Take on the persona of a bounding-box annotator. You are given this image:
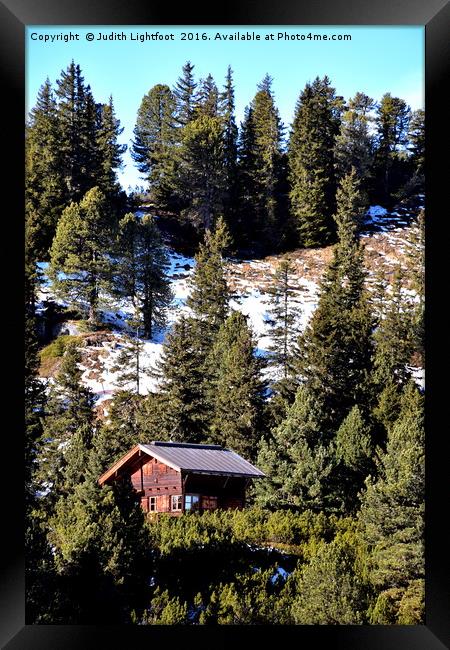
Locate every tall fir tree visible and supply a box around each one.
[55,61,96,203]
[95,96,127,205]
[218,66,239,240]
[173,61,198,126]
[25,78,65,259]
[296,169,375,429]
[195,73,219,117]
[37,343,95,506]
[186,216,231,350]
[208,311,266,459]
[266,256,302,419]
[359,381,425,624]
[407,109,425,180]
[49,186,114,327]
[114,212,173,339]
[372,266,415,388]
[154,315,208,442]
[372,93,411,206]
[237,76,284,249]
[177,114,227,232]
[131,84,178,210]
[334,92,376,204]
[288,76,343,247]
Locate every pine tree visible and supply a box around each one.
[266,256,302,416]
[407,109,425,181]
[296,170,375,429]
[334,405,374,512]
[49,186,114,327]
[37,343,95,503]
[48,445,151,623]
[290,530,370,624]
[95,96,127,202]
[114,213,173,339]
[174,61,197,126]
[208,311,266,459]
[334,92,376,189]
[196,73,219,117]
[218,66,239,239]
[237,77,284,249]
[25,78,65,259]
[55,61,97,203]
[359,381,424,624]
[186,216,231,347]
[288,76,343,247]
[372,93,411,205]
[131,84,178,210]
[177,114,227,232]
[255,387,336,512]
[155,316,207,442]
[372,266,415,388]
[405,208,425,365]
[111,325,147,394]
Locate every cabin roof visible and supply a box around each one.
[98,441,265,485]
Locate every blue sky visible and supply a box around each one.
[26,25,424,190]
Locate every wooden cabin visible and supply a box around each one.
[98,441,265,516]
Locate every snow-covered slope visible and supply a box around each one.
[36,202,424,403]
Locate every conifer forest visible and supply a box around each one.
[25,60,425,625]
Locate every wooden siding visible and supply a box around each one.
[130,457,182,498]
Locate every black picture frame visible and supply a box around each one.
[2,0,448,647]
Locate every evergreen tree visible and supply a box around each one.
[405,208,425,365]
[218,66,239,239]
[196,73,219,117]
[177,114,226,232]
[266,256,302,417]
[174,61,197,126]
[290,530,371,624]
[111,324,147,394]
[25,79,65,259]
[186,216,231,347]
[55,61,97,203]
[237,77,284,248]
[255,387,336,512]
[372,266,415,388]
[407,109,425,181]
[209,311,266,459]
[296,170,374,429]
[49,186,113,327]
[95,96,127,202]
[334,405,374,512]
[48,446,151,623]
[114,212,173,339]
[155,316,207,442]
[334,92,376,187]
[131,84,178,209]
[288,76,343,247]
[359,381,425,624]
[372,93,411,205]
[37,343,95,498]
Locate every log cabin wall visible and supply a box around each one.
[130,456,183,516]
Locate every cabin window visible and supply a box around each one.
[185,494,200,511]
[149,496,157,512]
[171,495,183,511]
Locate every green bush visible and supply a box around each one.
[39,335,82,360]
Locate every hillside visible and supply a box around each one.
[36,199,424,418]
